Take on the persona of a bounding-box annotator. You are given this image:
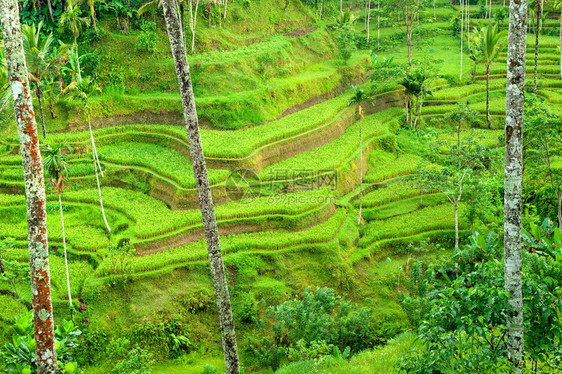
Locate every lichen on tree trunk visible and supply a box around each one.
[504,0,527,369]
[160,0,240,372]
[0,0,58,372]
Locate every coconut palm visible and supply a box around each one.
[348,86,370,225]
[21,22,66,139]
[333,9,358,30]
[476,23,507,129]
[65,77,111,234]
[42,142,74,309]
[59,0,91,81]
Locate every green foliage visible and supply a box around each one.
[114,346,155,374]
[334,30,356,65]
[0,238,29,314]
[135,21,158,53]
[1,312,82,374]
[249,287,402,370]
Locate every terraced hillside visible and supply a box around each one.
[1,0,562,371]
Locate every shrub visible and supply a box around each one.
[114,346,155,374]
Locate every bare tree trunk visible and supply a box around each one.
[189,0,200,53]
[75,38,82,81]
[460,0,464,81]
[454,202,459,248]
[552,192,562,228]
[36,84,47,139]
[47,0,54,22]
[340,0,342,12]
[534,0,540,94]
[487,63,492,128]
[59,194,72,308]
[89,114,111,233]
[366,0,371,43]
[223,0,227,18]
[161,0,240,372]
[0,1,58,372]
[504,0,527,367]
[358,115,363,224]
[377,0,380,48]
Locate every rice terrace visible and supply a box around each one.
[0,0,561,372]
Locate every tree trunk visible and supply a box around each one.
[454,202,459,248]
[358,115,363,224]
[552,192,562,228]
[504,0,527,367]
[460,0,464,81]
[366,0,371,43]
[89,115,111,234]
[36,84,47,139]
[433,0,436,19]
[59,194,72,308]
[47,0,54,22]
[161,0,240,372]
[487,63,491,128]
[75,38,82,81]
[92,12,98,34]
[0,1,58,372]
[223,0,227,19]
[377,0,380,48]
[49,100,56,119]
[534,0,540,94]
[340,0,342,12]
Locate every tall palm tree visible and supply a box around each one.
[0,0,58,371]
[59,0,90,81]
[65,77,111,234]
[21,21,66,140]
[161,0,240,372]
[504,0,527,369]
[477,23,507,129]
[348,86,370,225]
[43,142,74,309]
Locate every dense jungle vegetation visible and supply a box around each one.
[0,0,562,372]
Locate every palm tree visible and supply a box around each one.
[476,23,507,129]
[333,9,358,30]
[504,0,527,369]
[80,0,105,34]
[161,0,240,372]
[65,77,111,234]
[21,21,66,140]
[59,0,90,81]
[43,142,74,309]
[0,0,58,371]
[348,86,370,225]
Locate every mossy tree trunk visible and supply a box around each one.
[504,0,527,368]
[161,0,240,373]
[0,0,58,372]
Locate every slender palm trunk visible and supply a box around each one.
[377,0,380,48]
[504,0,527,367]
[487,63,491,128]
[552,192,562,228]
[161,0,240,372]
[223,0,227,18]
[534,0,540,94]
[0,1,58,371]
[75,37,82,81]
[89,114,111,233]
[340,0,342,12]
[36,84,47,139]
[460,0,464,81]
[433,0,436,19]
[59,194,72,307]
[92,11,98,34]
[366,0,371,43]
[47,0,54,22]
[358,115,363,224]
[454,202,459,248]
